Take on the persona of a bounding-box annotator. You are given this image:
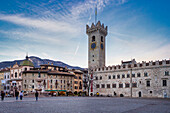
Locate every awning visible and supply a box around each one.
[45,90,67,92]
[1,80,5,84]
[12,81,16,83]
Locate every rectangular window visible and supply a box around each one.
[11,74,13,77]
[122,74,125,78]
[144,72,148,77]
[119,84,123,88]
[132,74,135,78]
[117,75,120,79]
[79,76,81,79]
[96,76,98,80]
[74,81,78,84]
[127,74,130,78]
[101,84,105,88]
[125,83,130,88]
[112,84,116,88]
[100,76,102,80]
[32,85,34,89]
[108,76,111,79]
[107,84,110,88]
[165,71,169,76]
[137,73,141,77]
[32,80,34,83]
[75,86,78,89]
[96,84,100,88]
[132,83,137,87]
[162,80,167,86]
[112,75,115,79]
[146,80,150,87]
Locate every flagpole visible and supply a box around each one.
[95,4,97,24]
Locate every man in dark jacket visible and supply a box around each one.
[15,90,19,100]
[1,91,5,101]
[35,91,39,101]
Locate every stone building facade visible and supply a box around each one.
[86,21,170,98]
[93,59,170,98]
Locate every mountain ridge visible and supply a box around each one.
[0,56,85,70]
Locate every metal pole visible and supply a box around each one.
[130,68,132,97]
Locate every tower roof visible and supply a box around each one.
[20,56,34,67]
[86,21,108,36]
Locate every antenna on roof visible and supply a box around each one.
[95,1,97,24]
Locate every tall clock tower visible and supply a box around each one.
[86,21,108,69]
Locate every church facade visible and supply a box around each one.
[86,21,170,98]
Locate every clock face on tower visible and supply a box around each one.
[91,43,96,49]
[101,43,104,49]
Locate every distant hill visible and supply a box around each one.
[0,56,84,71]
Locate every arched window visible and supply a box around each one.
[101,36,103,42]
[92,36,95,42]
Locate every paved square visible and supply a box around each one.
[0,97,170,113]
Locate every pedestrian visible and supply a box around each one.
[15,90,19,100]
[35,91,39,101]
[20,91,23,100]
[1,91,5,101]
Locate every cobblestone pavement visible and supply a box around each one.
[0,97,170,113]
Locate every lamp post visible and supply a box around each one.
[130,68,132,97]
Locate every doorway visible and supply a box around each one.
[138,91,142,97]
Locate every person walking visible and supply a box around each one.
[15,90,19,100]
[20,91,23,100]
[1,91,5,101]
[35,91,39,101]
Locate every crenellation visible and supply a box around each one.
[86,21,108,36]
[102,23,104,28]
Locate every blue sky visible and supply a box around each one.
[0,0,170,68]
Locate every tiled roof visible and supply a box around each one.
[48,71,74,76]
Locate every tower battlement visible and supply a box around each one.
[86,21,108,36]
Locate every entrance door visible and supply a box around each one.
[139,91,142,97]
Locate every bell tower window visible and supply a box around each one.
[92,36,95,42]
[101,36,103,42]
